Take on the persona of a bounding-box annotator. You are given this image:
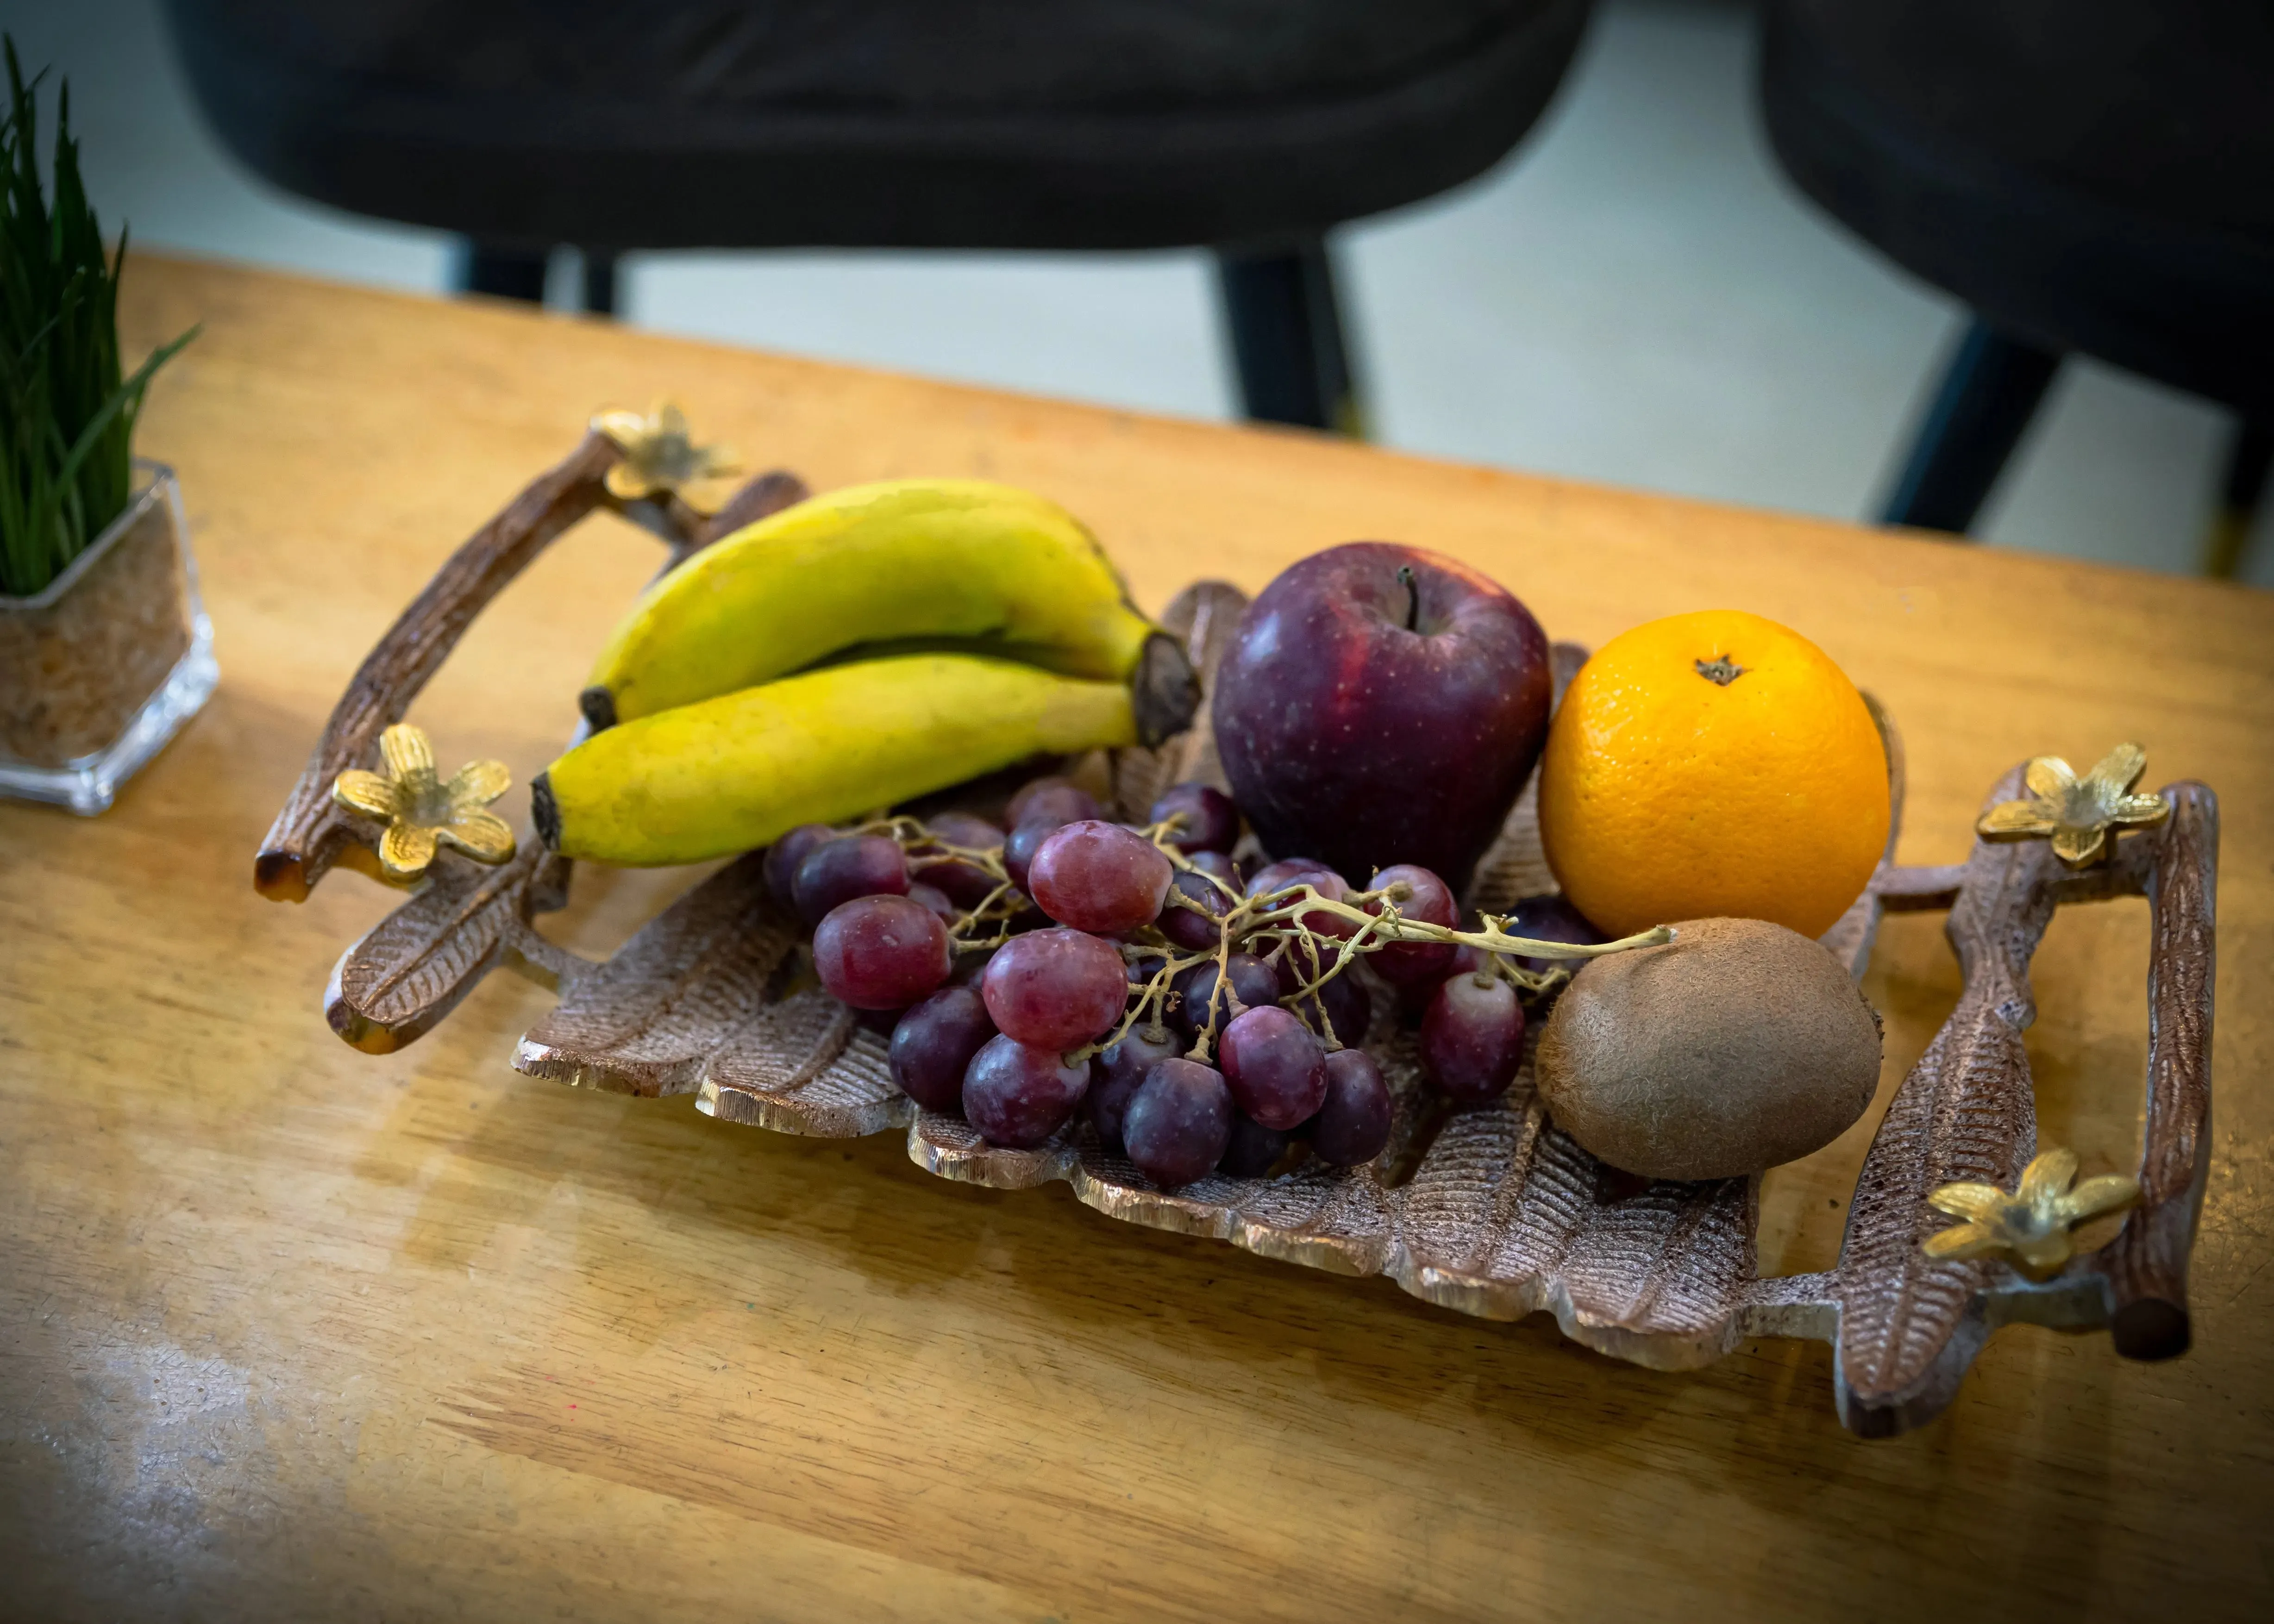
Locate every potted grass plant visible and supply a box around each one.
[0,40,204,814]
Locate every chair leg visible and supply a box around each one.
[1879,318,2062,534]
[580,250,619,317]
[1215,238,1361,434]
[2203,418,2272,579]
[459,242,550,303]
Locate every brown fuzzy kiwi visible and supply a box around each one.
[1535,916,1883,1181]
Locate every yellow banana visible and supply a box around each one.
[533,653,1138,866]
[582,477,1185,731]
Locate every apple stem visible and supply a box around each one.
[1397,565,1421,632]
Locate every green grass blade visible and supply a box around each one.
[0,33,193,597]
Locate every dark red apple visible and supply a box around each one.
[1211,543,1551,892]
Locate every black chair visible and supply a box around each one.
[164,0,1593,434]
[1759,0,2274,572]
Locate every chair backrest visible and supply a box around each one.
[165,0,1594,251]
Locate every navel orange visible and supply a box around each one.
[1537,609,1889,939]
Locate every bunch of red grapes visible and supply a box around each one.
[764,774,1596,1189]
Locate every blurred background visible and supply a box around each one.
[4,0,2267,585]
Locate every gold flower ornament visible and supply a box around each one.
[1976,742,2168,865]
[332,724,516,882]
[1922,1146,2139,1281]
[593,402,740,512]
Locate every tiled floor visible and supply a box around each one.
[9,0,2268,585]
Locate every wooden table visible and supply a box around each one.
[5,257,2270,1622]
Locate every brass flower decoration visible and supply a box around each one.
[1921,1146,2139,1281]
[1976,742,2168,865]
[592,402,740,512]
[332,724,516,882]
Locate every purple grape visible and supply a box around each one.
[890,987,996,1112]
[1006,777,1101,828]
[793,832,908,925]
[1505,892,1607,975]
[979,927,1130,1051]
[1421,971,1525,1102]
[1122,1058,1234,1186]
[1364,863,1459,986]
[1002,818,1060,894]
[1028,820,1175,934]
[1245,858,1358,938]
[1148,782,1240,854]
[764,823,836,907]
[963,1034,1089,1148]
[1402,938,1492,1016]
[1246,857,1341,900]
[1158,867,1234,950]
[1272,937,1353,1001]
[1217,1112,1290,1177]
[1324,971,1373,1045]
[1313,1049,1393,1165]
[1444,941,1491,979]
[908,812,1004,907]
[1283,966,1372,1047]
[947,947,993,987]
[814,894,952,1010]
[1187,849,1243,890]
[1218,1004,1328,1130]
[907,881,959,924]
[926,810,1005,848]
[1170,951,1279,1039]
[1088,1024,1183,1150]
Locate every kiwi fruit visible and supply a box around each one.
[1535,916,1882,1181]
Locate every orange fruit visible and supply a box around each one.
[1538,609,1889,939]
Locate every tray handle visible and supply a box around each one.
[253,427,806,903]
[254,431,617,901]
[2097,781,2218,1359]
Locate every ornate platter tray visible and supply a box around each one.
[257,436,2217,1438]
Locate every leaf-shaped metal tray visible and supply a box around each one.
[257,441,2218,1437]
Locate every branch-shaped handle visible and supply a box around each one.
[254,430,812,903]
[2099,781,2218,1358]
[254,431,620,901]
[283,436,812,1052]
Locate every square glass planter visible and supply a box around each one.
[0,461,218,815]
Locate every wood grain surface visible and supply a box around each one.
[4,256,2271,1622]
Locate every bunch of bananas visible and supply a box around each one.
[532,479,1196,865]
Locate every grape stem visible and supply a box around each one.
[868,814,1028,947]
[867,814,1011,885]
[946,879,1030,949]
[1190,930,1235,1064]
[875,810,1675,1066]
[1197,881,1674,974]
